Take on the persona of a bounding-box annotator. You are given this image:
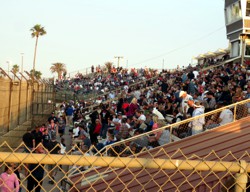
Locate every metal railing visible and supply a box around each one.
[104,98,250,154]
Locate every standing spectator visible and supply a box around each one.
[127,98,139,118]
[60,138,66,155]
[42,129,50,149]
[58,115,66,137]
[65,105,74,126]
[47,119,59,138]
[186,79,196,95]
[100,105,111,139]
[47,132,60,184]
[187,70,194,80]
[27,145,45,192]
[48,112,58,124]
[179,91,193,116]
[92,119,102,144]
[189,101,205,135]
[31,126,43,147]
[0,163,20,192]
[22,130,35,152]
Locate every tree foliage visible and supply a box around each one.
[50,62,67,80]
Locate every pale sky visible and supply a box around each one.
[0,0,228,78]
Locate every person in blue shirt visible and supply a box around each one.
[65,105,74,126]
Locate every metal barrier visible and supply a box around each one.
[105,98,250,153]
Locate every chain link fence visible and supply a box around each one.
[0,99,249,191]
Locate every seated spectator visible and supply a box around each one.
[69,145,90,175]
[95,129,116,153]
[116,118,129,140]
[246,87,250,114]
[72,124,89,147]
[135,110,146,122]
[205,91,216,112]
[205,101,234,129]
[39,124,46,134]
[148,115,169,147]
[130,128,148,149]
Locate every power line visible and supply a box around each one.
[129,26,225,67]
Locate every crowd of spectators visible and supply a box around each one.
[52,61,250,156]
[13,60,250,189]
[55,67,158,105]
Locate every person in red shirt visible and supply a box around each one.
[92,119,102,144]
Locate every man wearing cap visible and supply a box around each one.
[179,91,193,116]
[48,112,58,124]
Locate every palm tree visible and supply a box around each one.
[30,70,42,80]
[105,62,113,73]
[50,62,67,80]
[12,64,19,75]
[30,24,46,78]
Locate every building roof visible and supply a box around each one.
[70,116,250,192]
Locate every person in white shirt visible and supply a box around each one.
[218,108,233,125]
[188,100,205,135]
[205,101,234,129]
[135,110,146,121]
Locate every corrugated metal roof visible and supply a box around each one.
[70,116,250,192]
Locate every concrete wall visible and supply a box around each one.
[0,77,54,135]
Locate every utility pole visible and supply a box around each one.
[114,56,123,68]
[162,59,165,70]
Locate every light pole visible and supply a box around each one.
[114,56,123,68]
[6,61,10,75]
[21,53,24,73]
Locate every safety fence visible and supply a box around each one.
[0,142,249,191]
[0,99,249,191]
